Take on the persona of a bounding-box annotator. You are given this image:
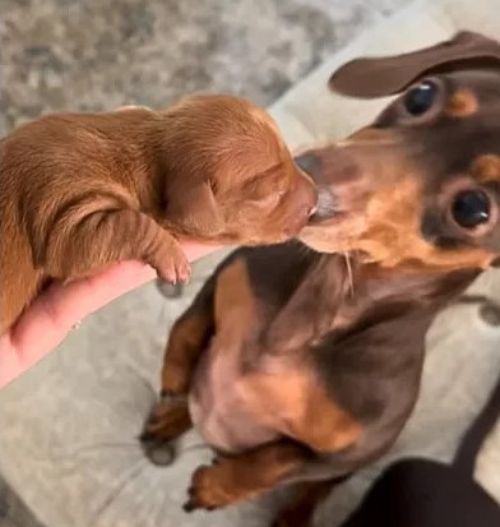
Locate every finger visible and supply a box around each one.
[6,261,154,364]
[0,334,25,388]
[1,261,152,388]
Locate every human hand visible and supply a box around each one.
[0,242,220,389]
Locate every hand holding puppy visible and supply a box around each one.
[0,94,316,335]
[0,95,317,386]
[0,244,218,389]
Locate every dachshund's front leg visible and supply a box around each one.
[184,440,312,511]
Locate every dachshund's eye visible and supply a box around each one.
[451,190,491,229]
[403,81,438,116]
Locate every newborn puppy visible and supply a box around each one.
[0,95,317,333]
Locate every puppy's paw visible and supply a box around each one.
[153,239,191,284]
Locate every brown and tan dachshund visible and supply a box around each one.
[142,31,500,526]
[0,95,317,333]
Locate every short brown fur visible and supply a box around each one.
[0,95,317,332]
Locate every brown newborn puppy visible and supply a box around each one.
[0,95,317,333]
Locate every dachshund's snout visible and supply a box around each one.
[295,152,322,180]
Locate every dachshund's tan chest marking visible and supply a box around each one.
[238,369,362,453]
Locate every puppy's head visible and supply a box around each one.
[160,95,317,245]
[298,31,500,271]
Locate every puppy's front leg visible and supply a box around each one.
[42,208,190,284]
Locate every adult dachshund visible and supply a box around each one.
[142,31,500,526]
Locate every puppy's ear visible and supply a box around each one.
[166,180,224,235]
[329,31,500,98]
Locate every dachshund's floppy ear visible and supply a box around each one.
[329,31,500,99]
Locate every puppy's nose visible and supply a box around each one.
[294,152,321,179]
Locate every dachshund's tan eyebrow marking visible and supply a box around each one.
[472,154,500,182]
[446,89,479,117]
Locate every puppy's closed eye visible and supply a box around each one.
[240,163,288,202]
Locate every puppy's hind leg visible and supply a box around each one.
[42,206,191,284]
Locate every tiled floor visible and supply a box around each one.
[0,0,410,525]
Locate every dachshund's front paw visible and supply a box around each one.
[184,463,224,512]
[183,455,254,512]
[140,394,190,466]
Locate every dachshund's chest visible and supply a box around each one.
[188,337,360,455]
[188,340,284,453]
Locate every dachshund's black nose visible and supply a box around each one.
[295,152,321,179]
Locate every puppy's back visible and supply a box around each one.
[0,109,157,331]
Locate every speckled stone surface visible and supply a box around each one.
[0,1,410,525]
